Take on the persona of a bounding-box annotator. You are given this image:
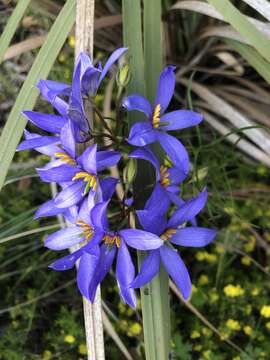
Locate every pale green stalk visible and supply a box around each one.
[122,1,171,359]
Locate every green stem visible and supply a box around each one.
[122,1,171,359]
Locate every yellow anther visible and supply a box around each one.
[72,171,97,190]
[54,152,76,166]
[160,228,177,241]
[76,220,94,241]
[103,234,121,248]
[160,165,170,187]
[152,104,161,128]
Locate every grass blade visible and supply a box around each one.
[0,0,31,63]
[207,0,270,62]
[227,39,270,85]
[0,0,76,191]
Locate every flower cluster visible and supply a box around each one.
[18,48,216,308]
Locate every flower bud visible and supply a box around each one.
[123,158,137,184]
[116,64,131,88]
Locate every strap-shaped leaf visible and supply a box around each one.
[207,0,270,62]
[0,0,75,191]
[227,39,270,85]
[0,0,31,63]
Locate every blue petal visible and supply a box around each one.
[123,94,152,117]
[37,164,77,183]
[127,122,158,146]
[98,47,128,86]
[37,80,69,115]
[155,66,176,114]
[45,226,83,250]
[160,245,191,300]
[145,183,170,216]
[88,244,116,302]
[82,66,101,95]
[77,246,100,299]
[49,249,83,271]
[129,147,160,180]
[91,201,109,232]
[79,144,97,174]
[116,241,137,308]
[34,199,65,219]
[160,110,203,130]
[60,120,76,158]
[96,151,121,171]
[168,166,187,185]
[54,181,85,208]
[22,111,68,133]
[17,135,60,151]
[136,210,167,235]
[170,227,216,247]
[22,130,61,156]
[119,229,163,250]
[100,177,118,201]
[131,250,160,288]
[168,189,208,228]
[157,132,189,175]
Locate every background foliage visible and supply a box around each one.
[0,0,269,359]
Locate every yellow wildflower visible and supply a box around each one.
[224,207,235,216]
[203,350,212,359]
[209,290,219,303]
[42,350,52,360]
[243,326,252,336]
[265,321,270,330]
[215,243,225,254]
[127,322,142,337]
[195,251,217,263]
[251,288,260,296]
[202,327,212,337]
[241,256,251,266]
[192,284,198,294]
[223,284,245,297]
[78,344,87,355]
[190,330,200,339]
[58,53,66,63]
[244,236,256,253]
[64,335,75,344]
[232,357,241,360]
[257,165,267,176]
[260,351,266,358]
[198,274,209,286]
[226,319,241,331]
[260,305,270,318]
[68,35,75,48]
[245,305,252,315]
[194,344,202,351]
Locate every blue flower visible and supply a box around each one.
[131,186,216,300]
[48,200,163,307]
[123,66,203,175]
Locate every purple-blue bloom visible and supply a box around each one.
[132,187,216,300]
[123,66,203,175]
[48,199,163,307]
[35,48,127,139]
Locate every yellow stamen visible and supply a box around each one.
[72,171,97,190]
[54,152,76,166]
[160,228,177,241]
[103,234,121,248]
[76,220,94,241]
[152,104,161,128]
[160,165,170,187]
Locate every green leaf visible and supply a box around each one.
[0,0,75,191]
[207,0,270,62]
[226,39,270,84]
[0,0,31,63]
